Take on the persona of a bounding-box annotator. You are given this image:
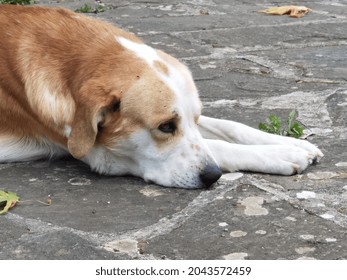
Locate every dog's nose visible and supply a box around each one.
[200,164,222,188]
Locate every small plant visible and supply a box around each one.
[0,0,33,4]
[259,110,304,138]
[75,3,105,14]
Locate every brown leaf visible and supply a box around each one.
[258,6,312,18]
[46,195,52,206]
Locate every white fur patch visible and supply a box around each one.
[116,36,159,66]
[24,71,75,127]
[64,125,72,138]
[0,137,67,162]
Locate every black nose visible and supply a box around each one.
[200,164,222,188]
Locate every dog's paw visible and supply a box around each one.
[283,138,324,164]
[249,144,321,175]
[279,145,318,174]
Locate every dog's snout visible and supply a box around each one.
[200,164,222,188]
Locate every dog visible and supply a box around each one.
[0,5,323,189]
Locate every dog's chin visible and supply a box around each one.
[142,173,214,190]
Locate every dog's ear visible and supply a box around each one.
[67,82,120,159]
[67,105,100,159]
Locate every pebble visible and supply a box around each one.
[295,247,315,254]
[219,222,228,227]
[320,213,334,220]
[139,187,164,197]
[230,230,247,238]
[223,252,248,260]
[68,177,91,186]
[326,238,337,243]
[300,234,315,240]
[296,191,316,199]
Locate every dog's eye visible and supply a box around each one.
[112,101,121,112]
[158,121,176,134]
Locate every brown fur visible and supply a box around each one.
[0,5,178,158]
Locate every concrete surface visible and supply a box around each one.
[0,0,347,260]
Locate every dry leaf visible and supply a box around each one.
[46,195,52,206]
[258,6,312,18]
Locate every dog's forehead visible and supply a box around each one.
[116,36,201,118]
[116,36,159,67]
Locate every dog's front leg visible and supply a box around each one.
[205,139,318,175]
[200,116,324,175]
[199,116,323,160]
[199,115,272,144]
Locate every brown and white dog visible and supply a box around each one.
[0,5,323,188]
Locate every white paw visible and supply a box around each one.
[250,144,322,175]
[280,138,324,164]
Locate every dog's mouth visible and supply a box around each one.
[141,163,222,189]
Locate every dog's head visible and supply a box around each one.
[67,36,221,189]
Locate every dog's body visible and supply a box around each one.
[0,5,323,188]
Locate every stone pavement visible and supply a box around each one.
[0,0,346,260]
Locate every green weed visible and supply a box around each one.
[75,3,105,14]
[259,110,304,138]
[0,0,33,5]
